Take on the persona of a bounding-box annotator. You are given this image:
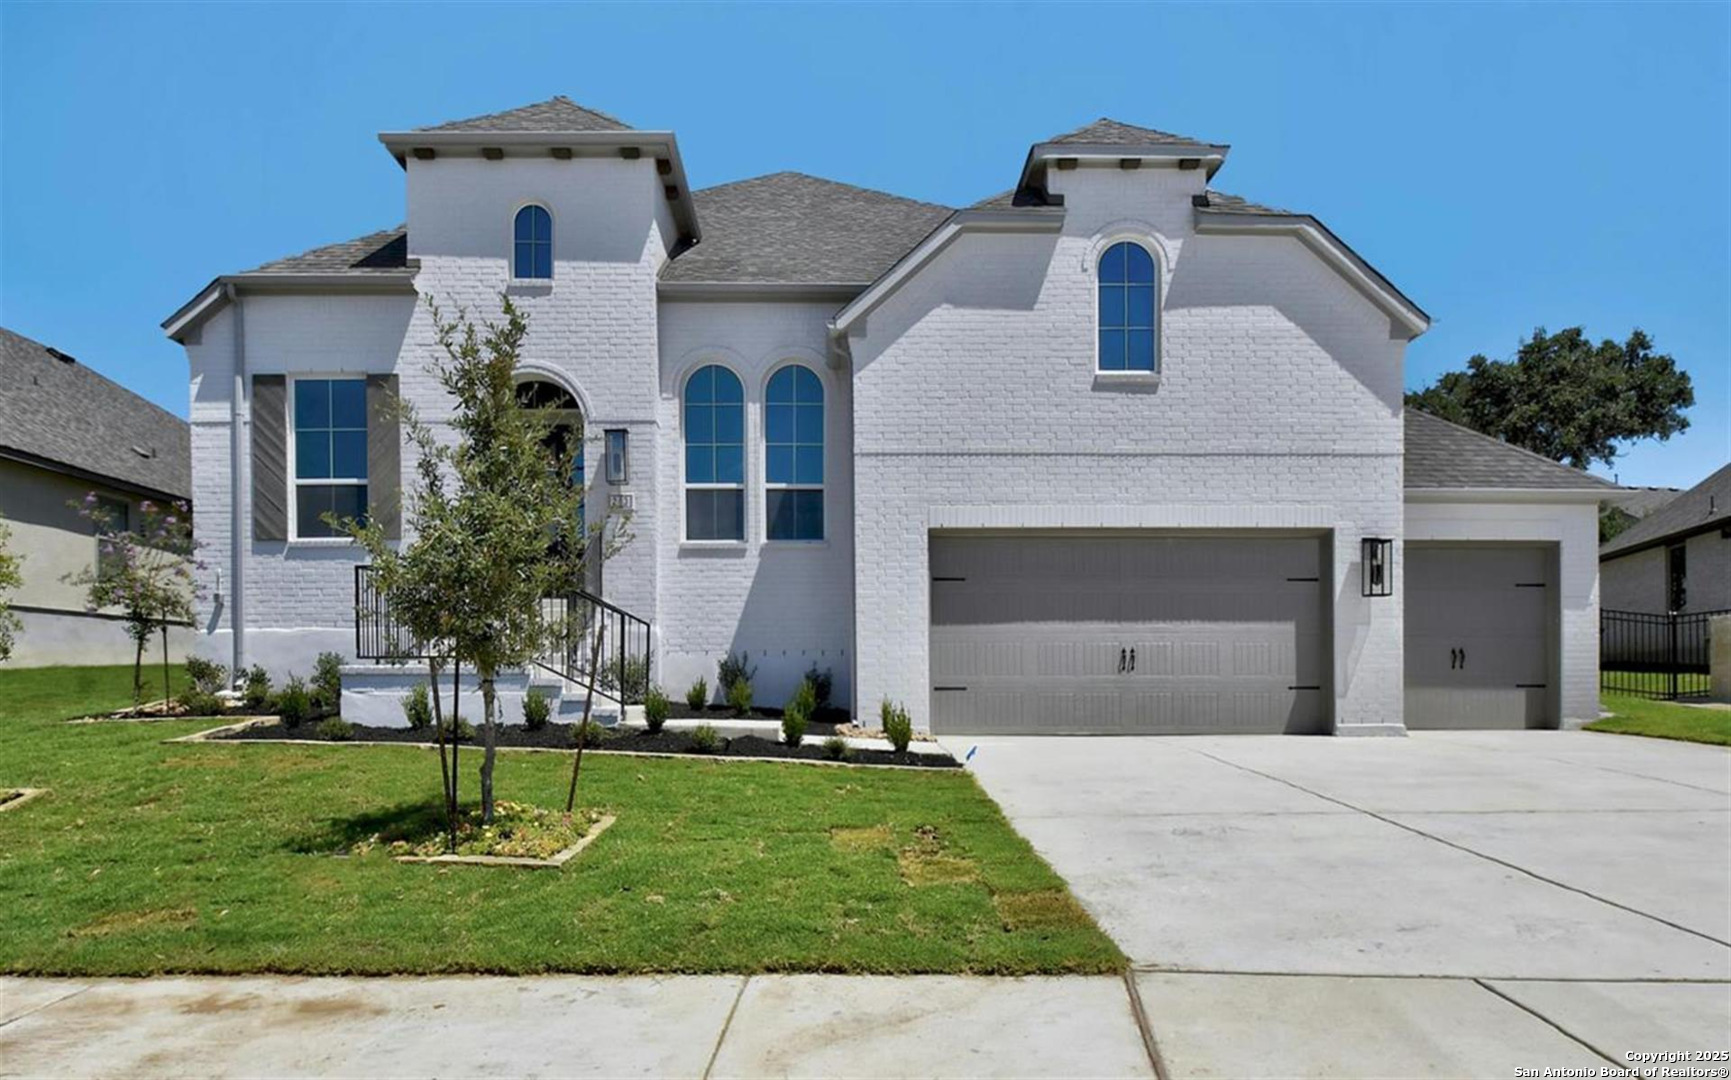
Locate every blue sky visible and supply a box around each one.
[2,2,1725,488]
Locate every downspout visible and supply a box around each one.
[226,283,247,680]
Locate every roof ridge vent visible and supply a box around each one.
[131,445,157,459]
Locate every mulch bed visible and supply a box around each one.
[208,720,960,769]
[666,703,851,725]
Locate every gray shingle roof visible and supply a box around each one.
[661,172,953,286]
[1601,463,1731,558]
[1404,410,1616,492]
[416,96,632,133]
[1045,118,1218,147]
[245,226,409,276]
[0,327,190,500]
[1195,189,1291,216]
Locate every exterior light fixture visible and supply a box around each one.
[1361,537,1393,598]
[605,429,629,484]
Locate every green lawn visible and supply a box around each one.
[1598,670,1711,698]
[1587,693,1731,747]
[0,665,1121,977]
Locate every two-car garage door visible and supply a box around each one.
[929,534,1330,735]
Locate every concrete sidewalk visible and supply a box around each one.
[6,971,1726,1078]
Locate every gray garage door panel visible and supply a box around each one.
[931,535,1329,735]
[1405,544,1552,730]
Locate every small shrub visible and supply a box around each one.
[685,677,708,711]
[242,665,272,711]
[570,719,609,746]
[727,677,754,718]
[177,688,225,717]
[689,722,721,754]
[317,716,354,742]
[438,715,474,741]
[522,688,552,731]
[276,676,312,729]
[881,699,913,753]
[312,652,344,713]
[601,654,650,701]
[184,656,228,695]
[717,650,756,696]
[804,665,833,710]
[403,683,432,730]
[821,734,851,761]
[782,679,817,747]
[643,685,670,733]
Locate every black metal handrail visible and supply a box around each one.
[354,564,653,705]
[1600,607,1727,700]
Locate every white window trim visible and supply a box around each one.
[680,364,748,545]
[761,361,825,544]
[286,374,369,544]
[1091,235,1164,378]
[509,201,555,284]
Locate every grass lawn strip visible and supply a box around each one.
[0,665,1121,977]
[1587,694,1731,747]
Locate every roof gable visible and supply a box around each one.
[1045,117,1218,148]
[1601,462,1731,558]
[416,96,631,133]
[661,172,952,286]
[247,226,409,275]
[1404,410,1615,492]
[0,328,190,499]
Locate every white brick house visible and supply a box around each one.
[163,97,1612,734]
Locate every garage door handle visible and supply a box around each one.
[1128,647,1135,673]
[1450,648,1460,670]
[1118,648,1127,674]
[1459,648,1466,670]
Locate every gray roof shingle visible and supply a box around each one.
[0,327,190,500]
[416,96,632,133]
[1195,189,1291,216]
[1404,410,1616,492]
[1601,463,1731,558]
[661,172,953,286]
[245,226,409,276]
[1044,118,1219,147]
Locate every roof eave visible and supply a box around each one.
[1194,207,1431,340]
[1404,486,1615,503]
[1601,515,1731,560]
[1018,140,1231,195]
[162,271,419,343]
[377,129,702,245]
[829,207,1066,338]
[658,281,867,302]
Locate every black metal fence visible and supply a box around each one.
[353,565,653,705]
[1600,607,1727,700]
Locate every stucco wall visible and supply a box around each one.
[846,164,1408,732]
[655,300,855,711]
[1405,497,1601,725]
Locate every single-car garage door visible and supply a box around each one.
[929,534,1330,735]
[1404,543,1554,730]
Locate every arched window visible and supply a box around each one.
[1098,241,1157,372]
[764,364,823,541]
[513,205,552,279]
[683,365,745,541]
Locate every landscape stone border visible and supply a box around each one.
[0,788,48,813]
[392,814,616,869]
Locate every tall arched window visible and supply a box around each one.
[513,205,553,279]
[1098,241,1157,372]
[765,364,823,541]
[683,365,745,541]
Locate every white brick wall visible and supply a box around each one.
[654,301,854,710]
[848,165,1409,732]
[1405,497,1602,725]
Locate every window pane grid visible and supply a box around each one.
[765,365,824,540]
[513,205,552,280]
[1097,242,1158,373]
[683,365,745,540]
[292,378,368,538]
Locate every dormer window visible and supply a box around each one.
[513,205,552,279]
[1098,241,1157,372]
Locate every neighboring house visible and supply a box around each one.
[1601,464,1731,614]
[162,96,1612,734]
[0,328,193,665]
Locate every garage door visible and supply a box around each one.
[929,534,1330,735]
[1404,544,1552,730]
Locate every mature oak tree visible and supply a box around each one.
[1406,327,1694,470]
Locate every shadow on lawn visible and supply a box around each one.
[287,797,466,854]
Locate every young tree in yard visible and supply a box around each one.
[0,513,22,662]
[65,497,198,705]
[1407,327,1694,471]
[344,295,627,831]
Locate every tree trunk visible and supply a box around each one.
[428,659,453,851]
[566,616,608,813]
[479,668,498,825]
[160,623,170,708]
[448,661,461,848]
[132,634,144,706]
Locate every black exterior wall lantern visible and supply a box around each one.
[1361,537,1393,597]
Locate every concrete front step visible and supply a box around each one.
[340,664,630,728]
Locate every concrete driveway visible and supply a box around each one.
[966,730,1731,1074]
